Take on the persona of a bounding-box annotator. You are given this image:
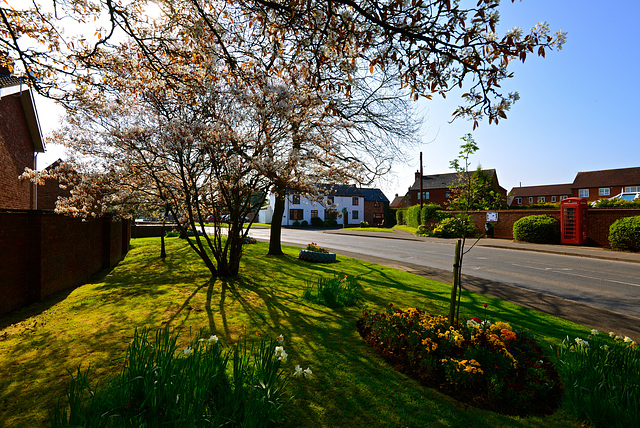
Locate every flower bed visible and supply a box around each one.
[299,249,336,263]
[357,305,563,416]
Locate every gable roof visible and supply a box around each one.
[411,169,500,191]
[390,193,409,208]
[572,167,640,188]
[509,184,573,198]
[312,184,388,202]
[0,75,45,153]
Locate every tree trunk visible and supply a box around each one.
[268,193,285,255]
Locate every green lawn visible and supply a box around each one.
[0,237,589,427]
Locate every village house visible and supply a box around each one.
[260,184,390,226]
[0,70,45,209]
[508,167,640,206]
[508,183,573,206]
[404,169,507,208]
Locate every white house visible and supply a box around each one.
[265,184,368,226]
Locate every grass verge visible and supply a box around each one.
[0,237,594,427]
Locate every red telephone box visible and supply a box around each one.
[561,197,588,245]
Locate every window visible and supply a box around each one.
[289,209,303,220]
[560,195,568,200]
[374,201,380,208]
[579,189,589,198]
[528,197,534,203]
[551,196,557,202]
[291,194,300,204]
[352,211,359,220]
[445,190,451,199]
[310,210,318,218]
[417,191,430,200]
[599,188,610,196]
[326,197,334,205]
[537,196,546,203]
[352,196,359,205]
[625,186,640,192]
[515,197,522,205]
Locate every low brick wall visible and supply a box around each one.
[0,210,130,316]
[462,208,640,247]
[131,222,178,238]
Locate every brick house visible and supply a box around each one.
[570,167,640,203]
[265,184,389,226]
[508,183,573,206]
[508,167,640,206]
[0,73,45,209]
[408,169,507,207]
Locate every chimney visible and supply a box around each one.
[415,170,421,181]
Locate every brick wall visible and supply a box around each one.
[462,208,640,247]
[0,210,130,315]
[0,96,36,209]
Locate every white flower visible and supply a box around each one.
[609,332,616,338]
[591,329,599,336]
[615,335,624,342]
[293,365,303,378]
[624,336,633,343]
[276,334,284,344]
[274,346,288,362]
[208,335,219,344]
[183,347,194,357]
[466,319,481,328]
[303,367,313,378]
[574,337,589,348]
[602,345,610,351]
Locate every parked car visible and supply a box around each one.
[610,192,640,202]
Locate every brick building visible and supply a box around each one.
[407,169,506,207]
[508,167,640,206]
[0,72,45,209]
[508,183,573,206]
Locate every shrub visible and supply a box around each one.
[554,331,639,427]
[310,217,324,227]
[50,328,295,427]
[323,219,338,227]
[358,306,562,415]
[513,215,560,244]
[420,204,444,223]
[292,220,300,227]
[432,215,476,238]
[406,205,422,228]
[396,209,406,225]
[165,230,180,238]
[303,273,361,308]
[359,221,369,228]
[609,216,640,251]
[301,220,309,227]
[591,198,640,208]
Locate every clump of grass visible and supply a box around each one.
[50,328,291,427]
[303,273,361,308]
[554,331,640,428]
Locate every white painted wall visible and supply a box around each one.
[267,193,364,226]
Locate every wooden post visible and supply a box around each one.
[448,239,461,327]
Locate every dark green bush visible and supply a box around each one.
[609,216,640,251]
[310,217,324,227]
[513,215,560,244]
[396,209,406,226]
[292,220,300,227]
[301,220,309,227]
[323,219,338,227]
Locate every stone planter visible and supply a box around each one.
[299,249,336,263]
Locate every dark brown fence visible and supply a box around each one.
[0,210,130,316]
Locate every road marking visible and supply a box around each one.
[511,263,640,287]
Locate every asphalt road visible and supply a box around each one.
[247,228,640,321]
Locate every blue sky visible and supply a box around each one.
[35,0,640,200]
